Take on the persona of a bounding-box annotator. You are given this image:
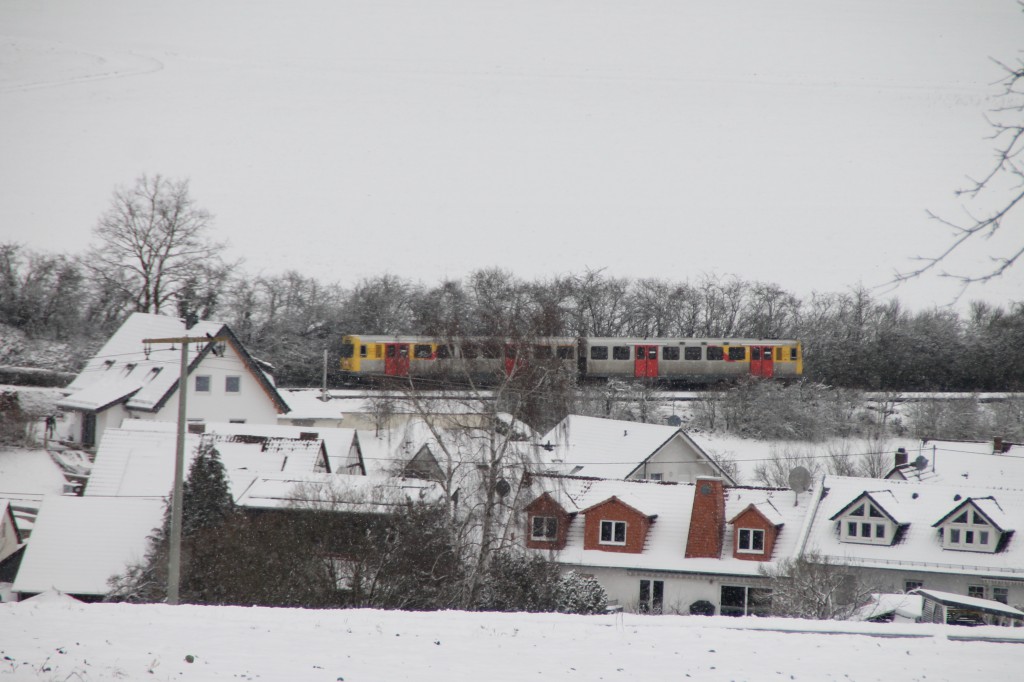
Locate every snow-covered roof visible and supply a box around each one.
[528,476,811,577]
[887,439,1024,486]
[851,593,924,622]
[729,500,786,527]
[234,472,444,512]
[58,312,287,414]
[12,495,165,597]
[828,490,906,526]
[932,496,1013,532]
[804,476,1024,579]
[537,415,724,480]
[911,588,1024,619]
[85,423,350,499]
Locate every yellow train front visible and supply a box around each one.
[340,335,802,383]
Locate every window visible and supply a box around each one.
[340,343,354,358]
[436,345,451,359]
[684,347,702,361]
[195,375,211,393]
[556,346,575,359]
[875,524,886,539]
[662,346,680,361]
[728,347,746,361]
[994,588,1009,604]
[950,529,961,543]
[847,521,857,537]
[789,347,798,361]
[639,580,664,614]
[531,516,558,541]
[461,343,479,359]
[905,580,924,592]
[590,346,608,360]
[414,344,433,358]
[648,473,663,481]
[534,345,553,359]
[600,520,627,545]
[225,376,240,393]
[721,585,772,617]
[973,512,989,525]
[737,528,765,553]
[953,512,969,524]
[707,346,724,361]
[612,346,631,360]
[861,523,871,538]
[869,506,884,518]
[850,504,865,517]
[980,531,990,545]
[968,585,985,600]
[359,344,367,358]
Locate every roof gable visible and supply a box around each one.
[828,490,904,526]
[729,501,785,527]
[932,497,1012,532]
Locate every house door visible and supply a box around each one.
[750,346,775,378]
[634,345,658,378]
[384,343,410,376]
[639,579,664,614]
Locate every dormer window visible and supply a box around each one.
[830,493,902,547]
[935,501,1004,553]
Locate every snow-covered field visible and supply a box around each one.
[2,596,1023,681]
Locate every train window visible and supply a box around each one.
[557,346,575,359]
[728,347,746,361]
[481,343,502,359]
[340,343,355,358]
[751,348,761,360]
[790,347,798,361]
[436,344,451,359]
[591,346,609,360]
[613,346,631,360]
[707,346,724,361]
[414,344,433,358]
[684,347,702,361]
[398,345,409,358]
[360,345,367,358]
[462,343,479,359]
[534,346,553,359]
[662,347,680,361]
[386,345,396,358]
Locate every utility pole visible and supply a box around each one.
[143,334,228,605]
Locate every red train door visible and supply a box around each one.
[504,344,525,376]
[750,346,775,378]
[634,345,658,378]
[385,343,410,376]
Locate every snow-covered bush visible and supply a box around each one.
[556,571,607,615]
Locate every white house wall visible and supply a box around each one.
[863,567,1024,609]
[627,438,718,482]
[573,566,768,616]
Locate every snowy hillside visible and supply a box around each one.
[2,598,1022,681]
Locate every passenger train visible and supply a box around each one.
[339,335,802,384]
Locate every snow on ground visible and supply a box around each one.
[1,601,1022,681]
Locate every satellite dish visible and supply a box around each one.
[913,455,929,471]
[788,466,812,493]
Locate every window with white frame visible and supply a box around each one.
[737,528,765,553]
[599,520,627,546]
[968,585,985,600]
[194,375,211,393]
[225,375,241,393]
[993,587,1009,604]
[531,516,558,541]
[940,506,999,553]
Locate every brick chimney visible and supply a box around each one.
[684,476,726,559]
[895,447,909,467]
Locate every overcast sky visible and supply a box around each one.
[2,0,1022,310]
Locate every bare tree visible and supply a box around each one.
[88,174,227,315]
[894,51,1024,294]
[759,551,888,620]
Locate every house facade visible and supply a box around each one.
[537,415,735,483]
[57,313,289,450]
[523,475,808,615]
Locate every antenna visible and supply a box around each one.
[788,466,812,506]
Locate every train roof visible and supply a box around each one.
[342,334,799,345]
